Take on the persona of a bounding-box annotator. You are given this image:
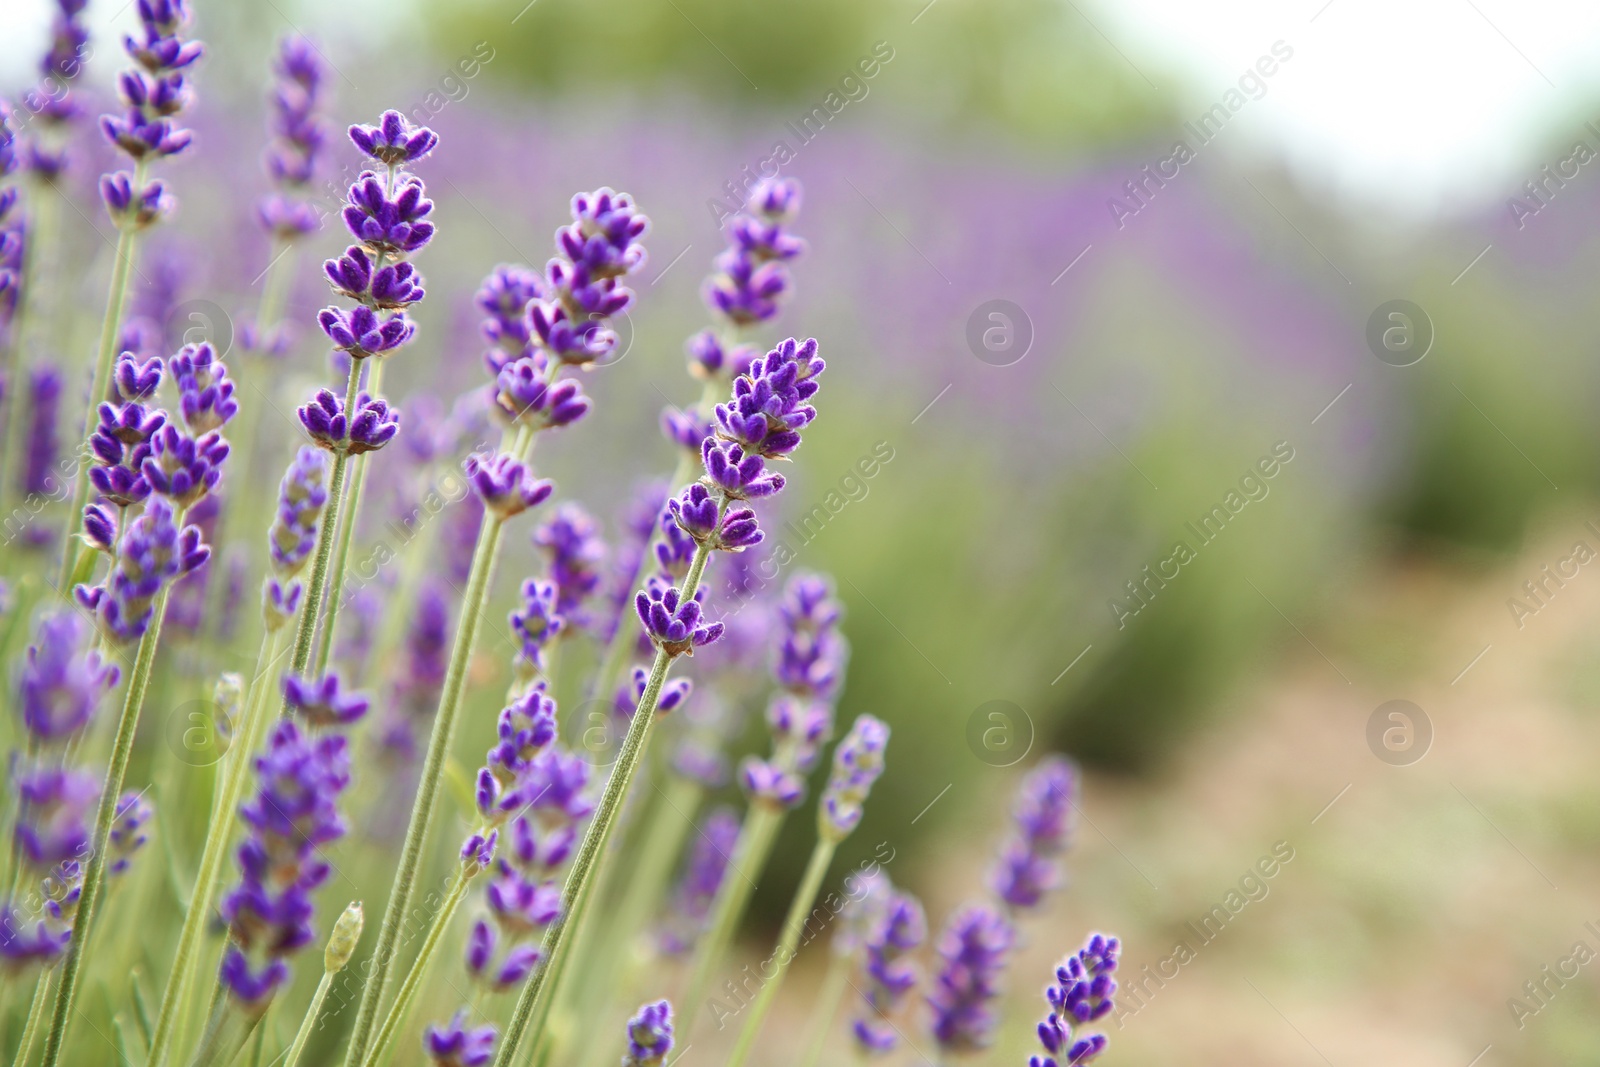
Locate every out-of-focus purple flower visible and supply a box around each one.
[99,172,170,229]
[658,807,738,955]
[820,715,889,841]
[282,671,370,729]
[423,1010,496,1067]
[259,35,327,238]
[102,0,201,169]
[701,177,805,331]
[533,503,605,619]
[739,757,804,809]
[466,451,553,518]
[612,664,691,726]
[86,496,209,642]
[1032,934,1119,1067]
[350,109,438,166]
[169,342,237,433]
[108,791,153,876]
[773,573,847,701]
[623,1000,674,1067]
[851,890,925,1055]
[992,757,1078,912]
[635,576,723,657]
[268,446,328,578]
[493,357,590,429]
[483,685,558,786]
[22,367,62,499]
[19,612,119,744]
[0,904,72,972]
[476,263,542,373]
[14,765,98,870]
[508,578,563,676]
[263,577,303,631]
[928,904,1015,1055]
[660,404,714,454]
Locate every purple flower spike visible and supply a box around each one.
[318,304,415,359]
[634,576,723,657]
[20,611,119,744]
[282,671,370,729]
[476,264,543,372]
[533,503,606,619]
[658,807,739,955]
[622,1000,674,1067]
[259,35,327,236]
[142,424,228,507]
[108,791,154,876]
[169,342,238,433]
[269,446,328,577]
[1033,934,1120,1067]
[928,904,1015,1055]
[297,388,345,447]
[423,1010,495,1067]
[992,757,1078,912]
[819,715,889,841]
[342,171,435,255]
[509,578,564,675]
[660,405,714,453]
[739,757,805,809]
[94,497,209,642]
[349,109,438,166]
[465,451,553,518]
[1,905,72,971]
[558,187,649,280]
[851,889,925,1056]
[700,439,783,500]
[114,352,163,400]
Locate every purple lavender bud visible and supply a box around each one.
[342,171,435,255]
[297,388,345,446]
[269,446,328,577]
[485,686,558,783]
[533,503,605,618]
[95,497,209,642]
[423,1010,495,1067]
[748,177,803,225]
[700,439,783,500]
[622,1000,674,1067]
[108,790,154,876]
[820,715,889,841]
[259,196,320,239]
[461,829,498,874]
[668,483,719,543]
[218,950,289,1008]
[113,352,163,400]
[713,337,822,459]
[558,187,649,280]
[851,890,925,1056]
[658,807,738,955]
[100,108,191,160]
[493,357,590,428]
[508,578,564,675]
[477,264,543,372]
[1034,935,1119,1067]
[20,611,119,743]
[349,110,438,166]
[705,251,789,326]
[465,451,553,519]
[142,424,228,507]
[485,867,562,934]
[928,905,1015,1055]
[298,390,399,454]
[634,576,723,657]
[527,294,622,366]
[318,304,416,359]
[660,405,714,453]
[325,246,426,309]
[282,671,370,729]
[13,765,99,870]
[168,342,238,433]
[83,503,118,552]
[739,756,804,809]
[992,757,1078,912]
[99,172,170,228]
[263,577,302,631]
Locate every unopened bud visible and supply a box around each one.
[325,900,364,972]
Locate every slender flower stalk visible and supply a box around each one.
[281,902,363,1067]
[725,715,889,1067]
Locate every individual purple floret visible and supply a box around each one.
[928,904,1015,1055]
[14,765,98,870]
[0,905,72,972]
[141,424,228,507]
[476,263,543,373]
[992,756,1078,912]
[83,496,209,642]
[282,671,370,729]
[635,576,723,657]
[466,451,553,519]
[819,714,889,841]
[20,611,120,743]
[1031,934,1120,1067]
[258,35,327,239]
[268,446,329,578]
[298,390,400,454]
[168,342,237,433]
[851,890,926,1055]
[623,1000,674,1067]
[658,807,738,955]
[492,357,590,429]
[534,503,605,619]
[350,109,439,166]
[508,578,564,677]
[700,439,784,500]
[114,352,163,399]
[99,172,170,229]
[219,719,350,1009]
[108,791,153,876]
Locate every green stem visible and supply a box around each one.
[280,971,333,1067]
[40,580,172,1067]
[314,359,383,677]
[360,866,472,1067]
[491,541,716,1067]
[340,509,507,1067]
[681,803,785,1027]
[797,951,853,1067]
[144,626,286,1067]
[282,362,360,692]
[56,157,149,597]
[725,838,836,1067]
[12,969,52,1067]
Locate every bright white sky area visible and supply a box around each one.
[3,0,1600,224]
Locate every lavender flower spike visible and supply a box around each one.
[819,715,889,842]
[622,1000,674,1067]
[659,808,738,955]
[635,576,723,658]
[20,611,120,743]
[851,891,926,1055]
[927,904,1015,1055]
[268,446,329,577]
[351,109,439,166]
[1032,934,1120,1067]
[992,756,1078,912]
[466,451,553,519]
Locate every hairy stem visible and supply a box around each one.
[144,626,286,1067]
[492,541,715,1067]
[13,969,53,1067]
[340,509,506,1067]
[40,582,173,1067]
[56,157,149,596]
[726,837,836,1067]
[797,950,853,1067]
[314,360,383,677]
[280,970,332,1067]
[360,866,472,1067]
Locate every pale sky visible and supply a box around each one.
[4,0,1599,224]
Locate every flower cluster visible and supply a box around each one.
[851,888,926,1055]
[927,904,1015,1055]
[0,118,21,338]
[818,714,889,841]
[22,0,92,179]
[98,0,202,228]
[657,806,739,955]
[1030,934,1119,1067]
[263,445,329,628]
[622,999,674,1067]
[258,36,327,240]
[508,578,563,679]
[424,1010,497,1067]
[78,497,210,642]
[86,353,166,512]
[992,756,1078,912]
[534,503,606,625]
[219,720,350,1009]
[740,573,846,809]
